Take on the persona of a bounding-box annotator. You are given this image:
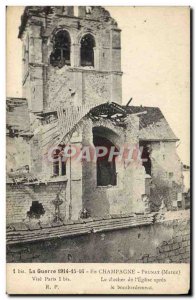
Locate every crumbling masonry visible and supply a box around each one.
[6,6,190,263]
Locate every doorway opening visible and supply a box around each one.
[93,128,118,186]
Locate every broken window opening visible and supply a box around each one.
[50,30,71,68]
[86,6,92,14]
[52,146,67,177]
[53,159,60,176]
[140,142,152,176]
[27,201,45,219]
[93,135,118,187]
[80,34,95,67]
[61,160,66,176]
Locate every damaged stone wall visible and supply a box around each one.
[6,97,31,172]
[46,67,114,109]
[6,182,67,225]
[20,6,122,112]
[81,116,148,217]
[47,67,76,109]
[149,141,183,211]
[137,219,190,263]
[22,23,44,113]
[7,136,31,172]
[7,128,84,224]
[30,133,43,174]
[83,71,111,105]
[6,210,190,263]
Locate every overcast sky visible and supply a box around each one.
[6,6,190,164]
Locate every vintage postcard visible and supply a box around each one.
[6,6,190,294]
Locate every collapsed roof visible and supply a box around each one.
[6,98,178,142]
[124,105,178,141]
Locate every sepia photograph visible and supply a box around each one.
[6,4,190,294]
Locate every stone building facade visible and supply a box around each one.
[7,6,186,229]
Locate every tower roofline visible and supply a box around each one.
[18,6,118,39]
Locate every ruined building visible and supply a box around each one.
[6,6,190,263]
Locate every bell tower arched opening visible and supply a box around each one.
[50,30,71,68]
[80,34,95,67]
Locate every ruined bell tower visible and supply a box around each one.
[19,6,122,114]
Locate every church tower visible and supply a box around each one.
[18,6,122,114]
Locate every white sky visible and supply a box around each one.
[6,6,190,164]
